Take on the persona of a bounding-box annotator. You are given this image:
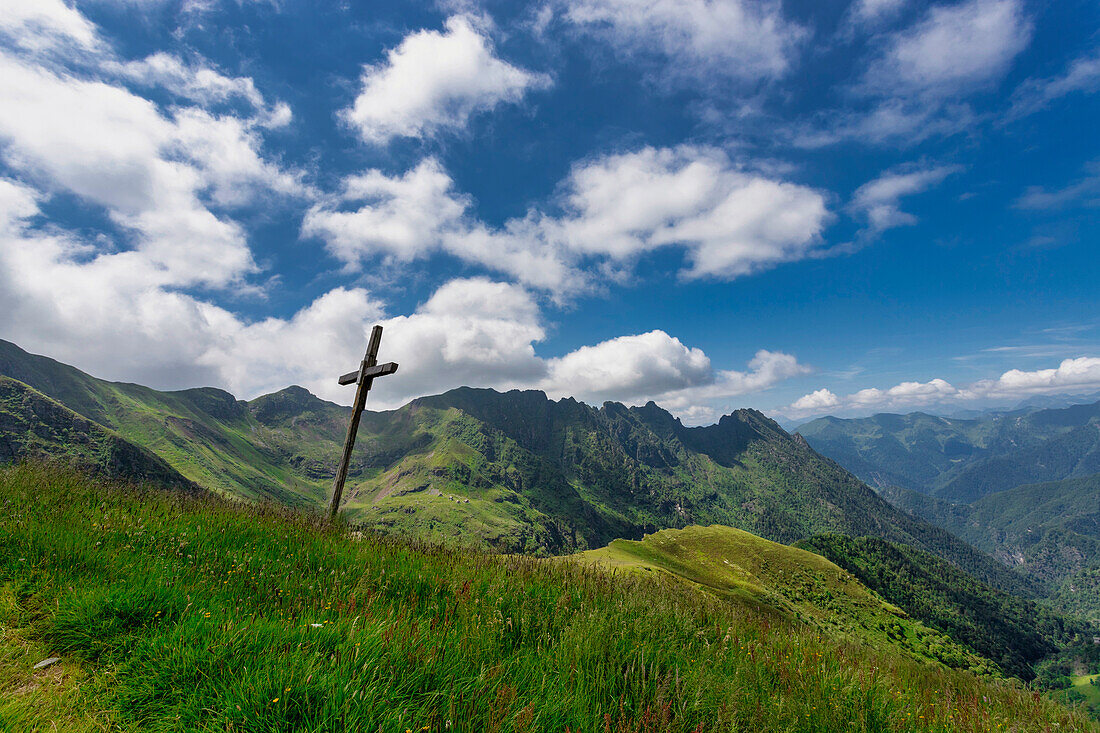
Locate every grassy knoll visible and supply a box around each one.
[0,464,1096,732]
[574,526,997,675]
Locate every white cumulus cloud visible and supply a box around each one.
[304,146,832,292]
[303,158,469,265]
[559,0,804,84]
[964,358,1100,400]
[542,330,712,405]
[647,348,812,417]
[798,0,1031,149]
[0,0,101,53]
[105,51,297,128]
[301,158,581,293]
[345,15,550,143]
[0,182,806,415]
[786,358,1100,419]
[107,52,267,109]
[0,0,818,424]
[790,388,840,412]
[866,0,1031,96]
[550,146,832,279]
[0,52,259,287]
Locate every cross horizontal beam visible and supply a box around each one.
[338,361,398,386]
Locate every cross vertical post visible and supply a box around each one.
[329,325,398,521]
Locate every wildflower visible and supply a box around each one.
[272,698,280,703]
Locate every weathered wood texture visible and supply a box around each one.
[328,326,398,521]
[338,362,398,386]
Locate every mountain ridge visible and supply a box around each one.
[0,376,197,490]
[797,402,1100,501]
[0,339,1033,596]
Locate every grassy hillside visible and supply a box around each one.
[0,376,195,490]
[0,340,1032,601]
[2,463,1096,732]
[884,475,1100,619]
[1058,675,1100,717]
[574,525,995,675]
[796,534,1084,680]
[0,339,339,506]
[343,389,1039,597]
[797,403,1100,500]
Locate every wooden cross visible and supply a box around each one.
[328,325,398,521]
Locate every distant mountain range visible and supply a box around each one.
[884,474,1100,619]
[797,403,1100,502]
[796,402,1100,618]
[945,392,1100,420]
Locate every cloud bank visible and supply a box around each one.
[304,146,832,292]
[785,357,1100,419]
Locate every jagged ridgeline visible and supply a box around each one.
[0,340,1027,595]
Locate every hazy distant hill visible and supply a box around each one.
[884,474,1100,618]
[0,339,1030,596]
[797,403,1100,501]
[939,423,1100,502]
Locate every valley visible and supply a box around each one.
[796,403,1100,621]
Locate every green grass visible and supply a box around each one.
[573,526,999,674]
[1047,674,1100,719]
[1,464,1097,732]
[1067,675,1100,708]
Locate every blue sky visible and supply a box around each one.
[0,0,1098,424]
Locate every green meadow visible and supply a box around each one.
[574,526,995,674]
[1,463,1096,732]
